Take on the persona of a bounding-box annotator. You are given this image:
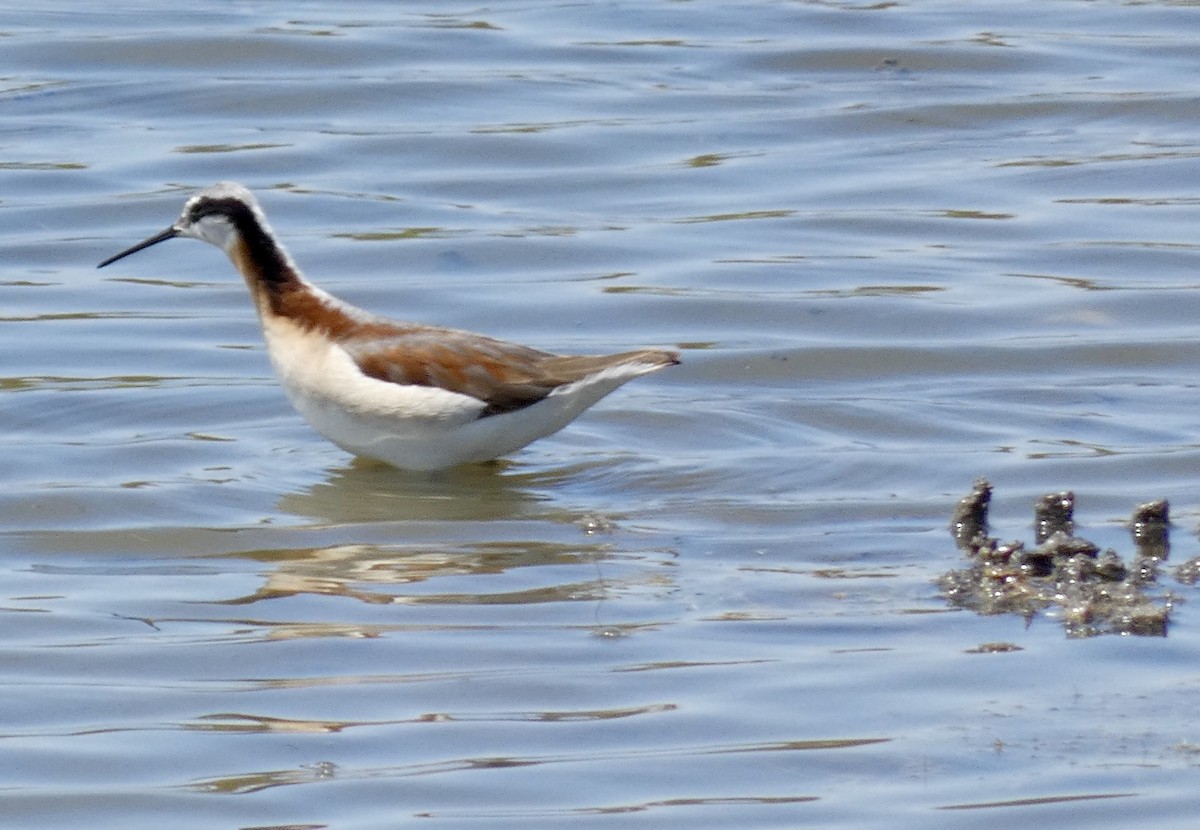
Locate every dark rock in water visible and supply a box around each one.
[1094,550,1127,582]
[1131,499,1169,526]
[938,483,1181,638]
[1034,491,1074,543]
[1122,605,1169,637]
[1131,499,1170,560]
[1036,530,1099,560]
[1130,555,1161,586]
[1016,546,1054,578]
[950,477,992,549]
[1175,557,1200,586]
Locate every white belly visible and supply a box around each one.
[259,317,651,470]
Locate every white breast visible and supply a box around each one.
[259,317,489,467]
[258,316,663,471]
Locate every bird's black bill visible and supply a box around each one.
[97,226,180,268]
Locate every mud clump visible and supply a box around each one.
[939,479,1192,638]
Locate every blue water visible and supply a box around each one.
[4,2,1200,828]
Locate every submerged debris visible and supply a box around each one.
[965,641,1023,654]
[938,480,1182,638]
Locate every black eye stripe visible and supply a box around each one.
[189,197,256,225]
[182,194,291,286]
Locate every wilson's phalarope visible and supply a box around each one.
[98,182,679,470]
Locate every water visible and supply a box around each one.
[4,1,1200,827]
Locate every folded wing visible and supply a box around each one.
[340,326,678,416]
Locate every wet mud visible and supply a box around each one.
[940,479,1200,637]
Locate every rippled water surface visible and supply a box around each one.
[6,2,1200,827]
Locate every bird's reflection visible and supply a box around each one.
[275,455,566,524]
[217,538,627,607]
[208,455,675,611]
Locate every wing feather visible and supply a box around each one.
[339,325,677,416]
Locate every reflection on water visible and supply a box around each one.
[186,736,891,797]
[216,537,671,609]
[276,457,548,524]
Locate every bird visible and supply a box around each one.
[98,182,679,471]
